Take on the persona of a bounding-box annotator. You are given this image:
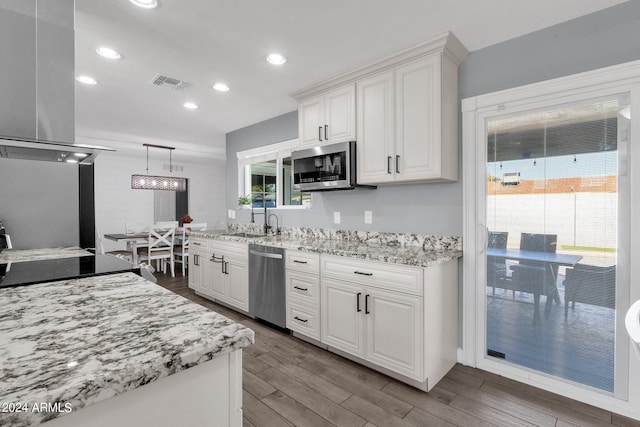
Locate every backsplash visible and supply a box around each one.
[227,223,462,251]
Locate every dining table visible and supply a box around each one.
[486,247,583,318]
[104,229,185,265]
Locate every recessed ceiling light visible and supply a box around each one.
[76,75,97,85]
[96,46,121,59]
[212,83,230,92]
[183,102,198,110]
[128,0,158,8]
[266,53,287,65]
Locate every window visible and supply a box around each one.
[237,139,311,209]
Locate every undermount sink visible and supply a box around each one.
[223,232,265,239]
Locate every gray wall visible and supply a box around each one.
[226,1,640,237]
[226,113,463,236]
[0,158,79,249]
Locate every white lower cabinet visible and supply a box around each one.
[188,239,208,294]
[286,251,321,341]
[365,287,423,379]
[320,254,457,391]
[189,238,249,313]
[321,277,423,380]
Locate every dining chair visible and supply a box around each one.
[94,227,132,260]
[564,264,615,320]
[509,233,558,319]
[154,221,179,229]
[487,231,508,295]
[137,226,176,277]
[173,222,207,276]
[124,222,151,253]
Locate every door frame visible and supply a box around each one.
[462,59,640,418]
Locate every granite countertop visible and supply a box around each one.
[0,272,254,426]
[190,230,462,268]
[0,247,92,263]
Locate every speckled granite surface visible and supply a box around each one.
[190,225,462,267]
[0,247,92,263]
[0,272,254,426]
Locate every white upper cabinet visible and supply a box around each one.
[298,84,356,148]
[356,71,395,183]
[358,52,459,184]
[292,32,467,183]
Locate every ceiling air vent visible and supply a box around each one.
[149,74,190,91]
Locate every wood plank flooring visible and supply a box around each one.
[155,272,640,427]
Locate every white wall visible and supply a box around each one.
[487,193,618,250]
[94,150,226,252]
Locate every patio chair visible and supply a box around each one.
[508,233,558,320]
[564,264,615,320]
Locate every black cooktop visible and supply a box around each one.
[0,255,141,288]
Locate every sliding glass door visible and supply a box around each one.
[484,95,629,393]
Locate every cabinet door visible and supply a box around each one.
[324,85,356,144]
[321,278,365,358]
[299,96,324,148]
[209,256,226,300]
[226,260,248,312]
[188,251,203,291]
[365,288,423,380]
[356,71,395,184]
[395,55,442,182]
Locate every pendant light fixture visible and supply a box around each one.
[131,144,187,192]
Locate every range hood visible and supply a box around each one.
[0,137,113,165]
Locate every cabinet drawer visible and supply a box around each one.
[287,303,321,341]
[286,271,319,307]
[209,240,247,259]
[321,255,423,295]
[190,238,207,250]
[286,250,320,274]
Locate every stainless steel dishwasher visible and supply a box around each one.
[248,244,286,329]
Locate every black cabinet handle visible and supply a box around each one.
[294,316,308,323]
[365,294,370,314]
[223,261,229,275]
[396,155,400,173]
[356,292,362,312]
[293,260,308,264]
[318,126,322,142]
[193,242,202,246]
[354,271,373,276]
[387,156,392,174]
[293,286,308,292]
[324,124,328,141]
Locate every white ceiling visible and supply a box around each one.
[74,0,625,157]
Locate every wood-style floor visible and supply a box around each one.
[155,272,640,427]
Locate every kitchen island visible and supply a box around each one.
[0,272,254,426]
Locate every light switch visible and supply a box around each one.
[334,211,341,224]
[364,211,373,224]
[228,209,236,219]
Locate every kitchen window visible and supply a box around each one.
[237,138,311,209]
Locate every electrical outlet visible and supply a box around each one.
[364,210,373,224]
[334,211,341,224]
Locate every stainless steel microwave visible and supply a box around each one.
[292,141,373,191]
